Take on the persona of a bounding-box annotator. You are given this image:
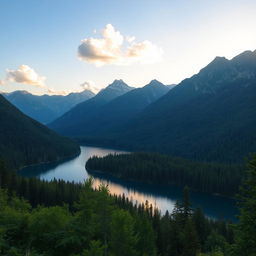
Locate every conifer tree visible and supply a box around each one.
[234,155,256,256]
[110,209,138,256]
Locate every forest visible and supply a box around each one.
[0,157,256,256]
[86,152,244,196]
[0,95,80,170]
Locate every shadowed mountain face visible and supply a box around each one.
[48,79,135,135]
[67,79,171,136]
[0,95,80,169]
[2,90,95,124]
[106,50,256,163]
[41,50,256,163]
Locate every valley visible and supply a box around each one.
[19,146,238,221]
[0,2,256,252]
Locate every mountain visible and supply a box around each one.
[2,89,95,124]
[167,84,176,90]
[0,95,80,169]
[94,79,134,102]
[64,79,170,137]
[49,79,134,135]
[97,50,256,163]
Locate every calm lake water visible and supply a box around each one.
[19,146,238,221]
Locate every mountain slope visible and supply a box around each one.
[73,79,170,136]
[2,89,95,124]
[106,50,256,163]
[49,79,134,136]
[0,95,80,169]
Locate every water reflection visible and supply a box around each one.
[92,177,176,214]
[90,171,237,221]
[20,146,126,182]
[19,146,238,221]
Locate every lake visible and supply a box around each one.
[19,146,238,221]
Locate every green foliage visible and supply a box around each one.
[135,214,156,256]
[82,240,106,256]
[86,152,243,196]
[110,209,138,256]
[198,252,225,256]
[233,155,256,256]
[0,161,237,256]
[182,219,200,256]
[29,206,71,253]
[205,231,228,253]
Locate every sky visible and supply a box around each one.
[0,0,256,95]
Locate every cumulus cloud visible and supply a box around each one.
[80,80,99,93]
[126,36,135,43]
[78,24,163,66]
[6,65,46,87]
[127,40,163,64]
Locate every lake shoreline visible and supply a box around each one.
[18,148,81,172]
[19,145,238,221]
[86,167,237,200]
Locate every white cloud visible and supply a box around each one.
[0,79,5,85]
[80,80,99,94]
[127,40,163,64]
[6,65,46,87]
[126,36,136,43]
[78,24,163,66]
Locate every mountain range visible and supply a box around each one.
[3,50,255,164]
[48,79,135,135]
[0,94,79,169]
[49,79,171,136]
[51,50,256,163]
[2,89,95,124]
[106,50,256,162]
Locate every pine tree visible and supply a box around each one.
[82,240,106,256]
[110,209,138,256]
[136,213,157,256]
[94,184,114,256]
[182,218,200,256]
[234,155,256,256]
[182,186,192,219]
[193,208,210,248]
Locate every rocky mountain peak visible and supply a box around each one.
[147,79,164,87]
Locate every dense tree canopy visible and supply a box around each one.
[0,160,238,256]
[233,155,256,256]
[86,152,243,196]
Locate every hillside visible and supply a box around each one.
[49,79,134,135]
[89,50,256,163]
[53,79,170,137]
[0,95,80,169]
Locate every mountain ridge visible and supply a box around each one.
[79,50,256,163]
[57,79,170,136]
[2,89,95,124]
[48,80,135,135]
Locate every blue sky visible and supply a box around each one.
[0,0,256,95]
